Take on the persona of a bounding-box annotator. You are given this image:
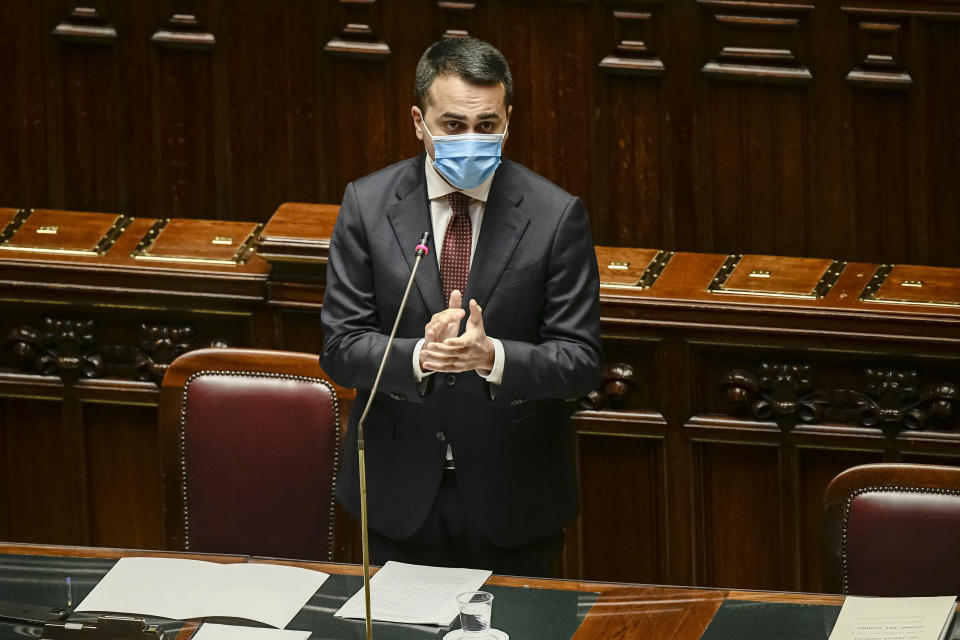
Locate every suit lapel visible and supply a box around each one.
[465,160,530,309]
[385,157,446,314]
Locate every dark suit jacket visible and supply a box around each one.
[320,154,603,548]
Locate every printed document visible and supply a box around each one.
[828,595,957,640]
[75,557,328,628]
[334,561,491,626]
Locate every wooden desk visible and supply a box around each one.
[0,543,843,640]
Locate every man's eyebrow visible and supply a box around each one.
[438,111,502,121]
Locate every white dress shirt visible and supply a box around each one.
[412,156,506,386]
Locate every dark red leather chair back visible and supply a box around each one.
[823,463,960,596]
[160,348,342,561]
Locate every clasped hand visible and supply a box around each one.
[420,290,495,376]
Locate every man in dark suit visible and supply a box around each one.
[320,37,602,577]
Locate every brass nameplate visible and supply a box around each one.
[608,261,630,270]
[902,280,923,288]
[37,226,59,235]
[749,269,771,278]
[211,236,234,245]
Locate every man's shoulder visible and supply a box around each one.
[351,155,422,193]
[501,158,568,191]
[499,158,578,210]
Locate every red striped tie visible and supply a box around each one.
[440,191,472,303]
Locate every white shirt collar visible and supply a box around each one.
[424,155,495,203]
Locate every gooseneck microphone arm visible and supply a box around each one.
[355,231,430,640]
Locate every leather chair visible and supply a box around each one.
[160,347,343,561]
[823,463,960,596]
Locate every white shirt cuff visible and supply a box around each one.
[478,337,504,385]
[413,338,431,382]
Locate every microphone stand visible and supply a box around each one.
[354,231,430,640]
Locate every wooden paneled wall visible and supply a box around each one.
[3,1,960,266]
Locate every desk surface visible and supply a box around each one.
[0,543,844,640]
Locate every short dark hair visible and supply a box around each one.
[414,37,513,113]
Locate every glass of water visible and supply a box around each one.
[456,591,494,638]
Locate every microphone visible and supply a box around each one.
[355,231,430,640]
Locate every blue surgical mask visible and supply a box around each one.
[422,118,508,190]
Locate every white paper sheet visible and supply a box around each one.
[334,561,491,626]
[192,623,310,640]
[828,596,958,640]
[75,557,328,628]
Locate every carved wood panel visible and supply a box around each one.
[46,4,124,213]
[700,1,813,84]
[599,6,665,76]
[220,1,329,223]
[0,398,77,543]
[84,403,165,549]
[697,81,810,257]
[916,19,960,266]
[151,21,218,219]
[684,332,960,590]
[582,336,661,412]
[694,441,782,589]
[571,425,667,583]
[438,0,478,39]
[150,11,215,51]
[325,0,390,59]
[1,315,234,385]
[0,301,250,548]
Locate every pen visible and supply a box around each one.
[66,576,72,608]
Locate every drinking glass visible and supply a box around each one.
[456,591,494,638]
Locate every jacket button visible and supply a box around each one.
[436,432,447,443]
[445,374,456,386]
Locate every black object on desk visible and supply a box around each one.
[0,600,67,626]
[42,615,164,640]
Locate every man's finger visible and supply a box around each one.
[425,309,464,335]
[448,289,462,310]
[427,341,469,353]
[467,299,483,326]
[421,353,466,368]
[435,308,465,322]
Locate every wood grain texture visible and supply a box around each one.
[5,0,960,266]
[573,422,666,583]
[83,403,165,550]
[0,398,76,544]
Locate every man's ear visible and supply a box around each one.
[411,106,424,141]
[503,105,513,144]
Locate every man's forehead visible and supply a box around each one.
[425,75,507,114]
